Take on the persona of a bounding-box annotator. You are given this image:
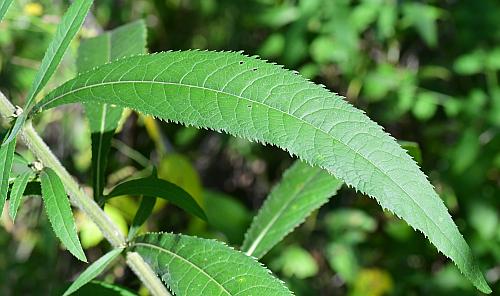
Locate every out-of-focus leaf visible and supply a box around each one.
[469,203,498,240]
[377,4,397,39]
[64,248,123,296]
[6,0,93,144]
[351,268,393,296]
[451,128,479,174]
[204,190,251,244]
[78,20,147,202]
[158,153,203,206]
[259,34,285,58]
[270,245,318,279]
[40,167,87,262]
[402,3,440,47]
[486,47,500,70]
[0,136,16,215]
[454,50,485,75]
[412,92,438,121]
[130,232,293,295]
[79,205,128,249]
[9,170,34,221]
[257,6,300,28]
[326,243,359,283]
[242,161,342,259]
[363,64,400,101]
[127,196,156,240]
[324,209,377,234]
[105,175,206,221]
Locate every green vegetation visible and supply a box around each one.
[0,1,498,295]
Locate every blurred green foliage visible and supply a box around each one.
[0,0,499,295]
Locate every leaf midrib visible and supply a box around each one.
[39,79,466,265]
[133,242,232,296]
[245,170,321,257]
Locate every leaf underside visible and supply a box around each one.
[78,20,147,201]
[34,50,490,292]
[130,232,292,296]
[40,167,86,262]
[242,161,342,259]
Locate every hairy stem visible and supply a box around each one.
[127,252,172,296]
[0,91,168,295]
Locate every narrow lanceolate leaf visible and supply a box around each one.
[0,136,16,215]
[105,176,206,221]
[40,167,87,262]
[4,0,93,145]
[130,232,292,296]
[33,51,490,293]
[78,20,147,201]
[9,170,34,221]
[0,0,14,21]
[128,196,156,240]
[63,248,123,296]
[242,161,342,259]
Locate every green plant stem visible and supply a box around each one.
[0,90,168,295]
[127,252,171,296]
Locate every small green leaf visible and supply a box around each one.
[78,20,147,202]
[9,170,34,221]
[0,0,14,21]
[40,167,87,262]
[4,0,93,144]
[64,248,123,296]
[72,281,137,296]
[130,232,293,296]
[128,196,156,240]
[105,176,206,221]
[0,135,16,215]
[242,161,342,258]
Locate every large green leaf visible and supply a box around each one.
[4,0,93,144]
[64,248,123,296]
[242,161,342,259]
[0,0,14,21]
[9,170,34,221]
[104,176,206,221]
[130,232,292,296]
[33,51,490,292]
[40,167,87,262]
[78,20,147,202]
[0,136,16,215]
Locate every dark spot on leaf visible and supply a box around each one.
[252,68,257,71]
[239,61,244,65]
